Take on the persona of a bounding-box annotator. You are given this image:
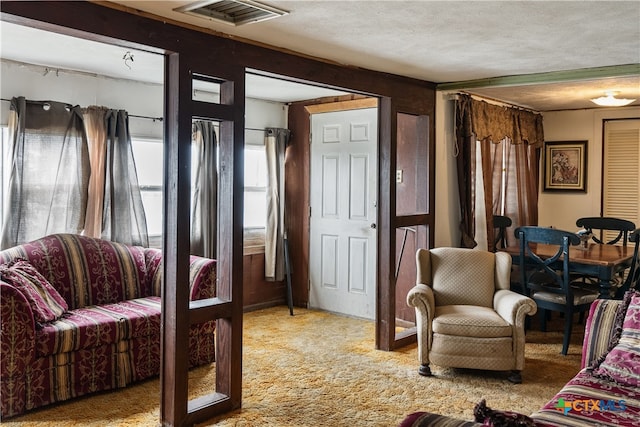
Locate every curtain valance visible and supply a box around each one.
[458,93,544,146]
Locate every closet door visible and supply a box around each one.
[602,119,640,239]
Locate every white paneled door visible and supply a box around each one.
[309,108,378,319]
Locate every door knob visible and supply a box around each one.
[370,223,377,229]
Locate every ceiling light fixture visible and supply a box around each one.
[590,91,636,107]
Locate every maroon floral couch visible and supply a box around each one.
[0,233,217,419]
[399,293,640,426]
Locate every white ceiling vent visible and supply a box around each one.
[174,0,288,26]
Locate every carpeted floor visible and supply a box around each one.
[4,306,585,427]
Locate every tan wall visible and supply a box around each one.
[539,106,640,231]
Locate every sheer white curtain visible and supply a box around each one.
[264,128,290,281]
[190,121,218,258]
[1,97,89,249]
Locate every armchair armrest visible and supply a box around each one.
[493,289,536,372]
[407,283,435,318]
[1,281,37,418]
[493,289,537,326]
[407,284,436,367]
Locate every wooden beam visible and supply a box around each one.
[304,97,378,114]
[437,64,640,90]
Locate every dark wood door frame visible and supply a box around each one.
[1,2,436,424]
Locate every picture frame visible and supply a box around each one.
[543,140,587,192]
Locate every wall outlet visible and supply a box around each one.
[396,169,403,183]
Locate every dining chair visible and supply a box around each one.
[574,216,637,294]
[514,226,600,355]
[614,228,640,299]
[493,215,512,251]
[575,216,636,246]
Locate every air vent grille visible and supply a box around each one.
[175,0,288,26]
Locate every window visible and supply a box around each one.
[131,135,268,249]
[130,138,164,246]
[1,130,266,247]
[244,144,267,228]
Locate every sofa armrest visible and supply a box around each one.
[581,298,622,369]
[1,281,37,418]
[145,249,216,301]
[188,256,217,300]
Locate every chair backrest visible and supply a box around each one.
[421,247,498,308]
[514,226,580,295]
[576,216,636,246]
[493,215,512,250]
[615,228,640,298]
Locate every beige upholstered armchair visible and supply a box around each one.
[407,247,537,383]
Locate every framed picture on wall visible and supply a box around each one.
[543,140,587,192]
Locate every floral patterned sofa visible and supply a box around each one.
[399,293,640,426]
[0,233,217,419]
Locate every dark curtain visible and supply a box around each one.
[99,109,148,246]
[455,94,543,250]
[265,127,290,281]
[190,121,218,258]
[1,97,89,249]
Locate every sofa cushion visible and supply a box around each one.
[531,369,639,426]
[0,234,151,309]
[36,297,161,356]
[591,290,640,388]
[0,259,68,324]
[581,299,623,369]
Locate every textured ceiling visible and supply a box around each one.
[2,1,639,110]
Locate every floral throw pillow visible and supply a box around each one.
[591,290,640,387]
[0,258,68,324]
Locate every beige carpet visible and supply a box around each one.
[5,306,584,427]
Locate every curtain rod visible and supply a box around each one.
[1,99,280,129]
[129,114,163,122]
[452,92,541,114]
[1,98,164,121]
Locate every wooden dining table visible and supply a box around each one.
[502,242,634,299]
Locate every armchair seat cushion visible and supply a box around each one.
[36,297,161,357]
[433,305,512,338]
